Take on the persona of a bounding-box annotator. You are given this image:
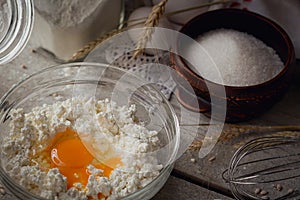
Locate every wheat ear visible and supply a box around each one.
[133,0,168,57]
[69,0,232,62]
[69,29,123,62]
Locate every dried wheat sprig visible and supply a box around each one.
[118,0,232,28]
[69,21,147,62]
[70,0,168,62]
[69,0,232,62]
[132,0,234,57]
[69,29,122,62]
[133,0,168,57]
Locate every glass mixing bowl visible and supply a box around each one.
[0,62,180,199]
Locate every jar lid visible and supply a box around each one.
[0,0,34,64]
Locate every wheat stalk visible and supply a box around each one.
[68,22,146,62]
[70,0,168,62]
[133,0,168,57]
[69,29,122,62]
[69,0,232,62]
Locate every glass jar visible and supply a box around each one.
[0,0,34,64]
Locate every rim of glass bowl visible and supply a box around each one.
[0,0,34,65]
[0,62,180,200]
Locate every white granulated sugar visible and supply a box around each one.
[186,29,284,86]
[2,98,162,200]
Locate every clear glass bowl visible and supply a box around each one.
[0,62,180,199]
[0,0,34,64]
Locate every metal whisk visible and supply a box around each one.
[223,135,300,200]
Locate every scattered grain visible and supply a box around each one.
[50,93,59,97]
[208,156,216,162]
[276,184,283,191]
[254,188,261,195]
[260,190,268,195]
[287,188,294,194]
[0,188,6,195]
[190,158,196,163]
[188,140,202,151]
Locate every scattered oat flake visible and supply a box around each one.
[254,188,261,194]
[287,188,294,194]
[260,190,268,195]
[190,158,196,163]
[0,188,6,195]
[208,156,216,162]
[276,184,283,191]
[50,93,59,97]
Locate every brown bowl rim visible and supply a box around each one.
[175,8,296,90]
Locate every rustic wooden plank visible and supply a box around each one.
[153,176,233,200]
[172,140,234,195]
[0,43,59,97]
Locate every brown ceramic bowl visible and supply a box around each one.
[171,8,296,122]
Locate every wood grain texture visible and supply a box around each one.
[153,176,233,200]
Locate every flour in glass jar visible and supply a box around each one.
[1,98,162,200]
[185,29,284,86]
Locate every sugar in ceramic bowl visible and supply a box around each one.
[0,62,180,199]
[171,8,296,122]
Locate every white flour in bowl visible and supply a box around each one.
[185,29,284,86]
[1,98,162,200]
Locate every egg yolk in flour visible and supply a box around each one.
[45,128,121,189]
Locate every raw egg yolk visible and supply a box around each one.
[46,128,119,189]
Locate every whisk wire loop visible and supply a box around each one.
[223,135,300,200]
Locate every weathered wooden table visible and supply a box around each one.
[1,31,299,199]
